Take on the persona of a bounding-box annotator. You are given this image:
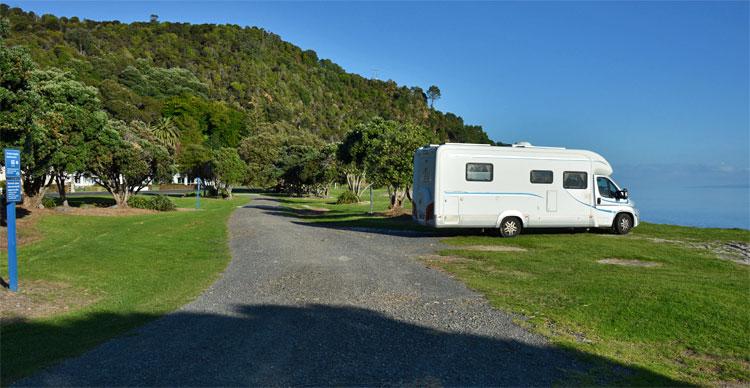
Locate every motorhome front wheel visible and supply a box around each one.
[613,213,633,235]
[499,217,522,238]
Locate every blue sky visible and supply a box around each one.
[7,1,750,181]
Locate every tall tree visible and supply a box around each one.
[1,24,106,208]
[32,69,107,207]
[427,85,441,109]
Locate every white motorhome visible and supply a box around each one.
[412,143,639,237]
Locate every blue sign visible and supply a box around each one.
[5,178,21,203]
[4,149,20,178]
[4,148,20,292]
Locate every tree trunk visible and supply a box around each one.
[346,172,370,199]
[22,191,47,209]
[389,187,406,209]
[55,174,69,207]
[21,174,51,209]
[112,190,129,208]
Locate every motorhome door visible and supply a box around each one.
[594,175,623,226]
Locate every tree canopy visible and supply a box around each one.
[1,5,497,146]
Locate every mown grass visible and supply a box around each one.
[277,188,750,386]
[0,195,247,384]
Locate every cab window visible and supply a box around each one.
[563,171,587,189]
[466,163,493,182]
[597,177,618,198]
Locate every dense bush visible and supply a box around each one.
[127,195,176,211]
[149,195,176,211]
[126,196,151,209]
[336,190,360,204]
[41,197,57,208]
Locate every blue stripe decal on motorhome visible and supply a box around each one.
[600,198,629,205]
[564,190,616,213]
[443,191,543,198]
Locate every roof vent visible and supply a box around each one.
[513,141,533,148]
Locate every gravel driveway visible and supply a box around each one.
[18,197,586,386]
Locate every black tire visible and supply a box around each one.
[499,217,522,237]
[613,213,633,235]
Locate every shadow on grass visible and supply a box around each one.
[63,196,116,208]
[4,304,687,386]
[245,203,620,239]
[1,205,32,224]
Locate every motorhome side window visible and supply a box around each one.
[563,171,587,189]
[466,163,493,182]
[530,170,553,184]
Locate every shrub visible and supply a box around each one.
[149,195,176,211]
[127,195,176,211]
[41,197,57,208]
[336,190,360,204]
[127,196,151,209]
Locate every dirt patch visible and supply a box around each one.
[639,237,750,266]
[379,207,411,217]
[52,206,156,216]
[597,258,662,268]
[0,280,99,324]
[0,209,44,249]
[709,242,749,266]
[460,245,527,252]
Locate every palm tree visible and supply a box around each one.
[150,117,179,149]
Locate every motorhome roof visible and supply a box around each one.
[418,142,613,174]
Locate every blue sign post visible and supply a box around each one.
[195,177,202,209]
[4,149,21,292]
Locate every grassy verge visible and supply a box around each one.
[0,195,247,384]
[274,189,750,386]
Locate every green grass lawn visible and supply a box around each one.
[276,189,750,386]
[1,195,247,384]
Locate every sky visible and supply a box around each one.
[6,1,750,184]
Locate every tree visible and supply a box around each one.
[86,119,173,207]
[32,69,106,207]
[176,143,212,183]
[211,147,245,199]
[337,128,372,201]
[427,85,441,109]
[340,117,436,209]
[237,132,284,188]
[276,143,335,197]
[1,28,106,208]
[0,18,48,208]
[149,116,179,150]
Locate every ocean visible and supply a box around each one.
[625,184,749,230]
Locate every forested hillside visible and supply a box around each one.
[0,5,493,144]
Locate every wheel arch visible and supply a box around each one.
[613,211,636,227]
[496,210,526,228]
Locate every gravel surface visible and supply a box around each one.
[18,198,587,386]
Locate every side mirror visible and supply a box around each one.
[616,189,629,200]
